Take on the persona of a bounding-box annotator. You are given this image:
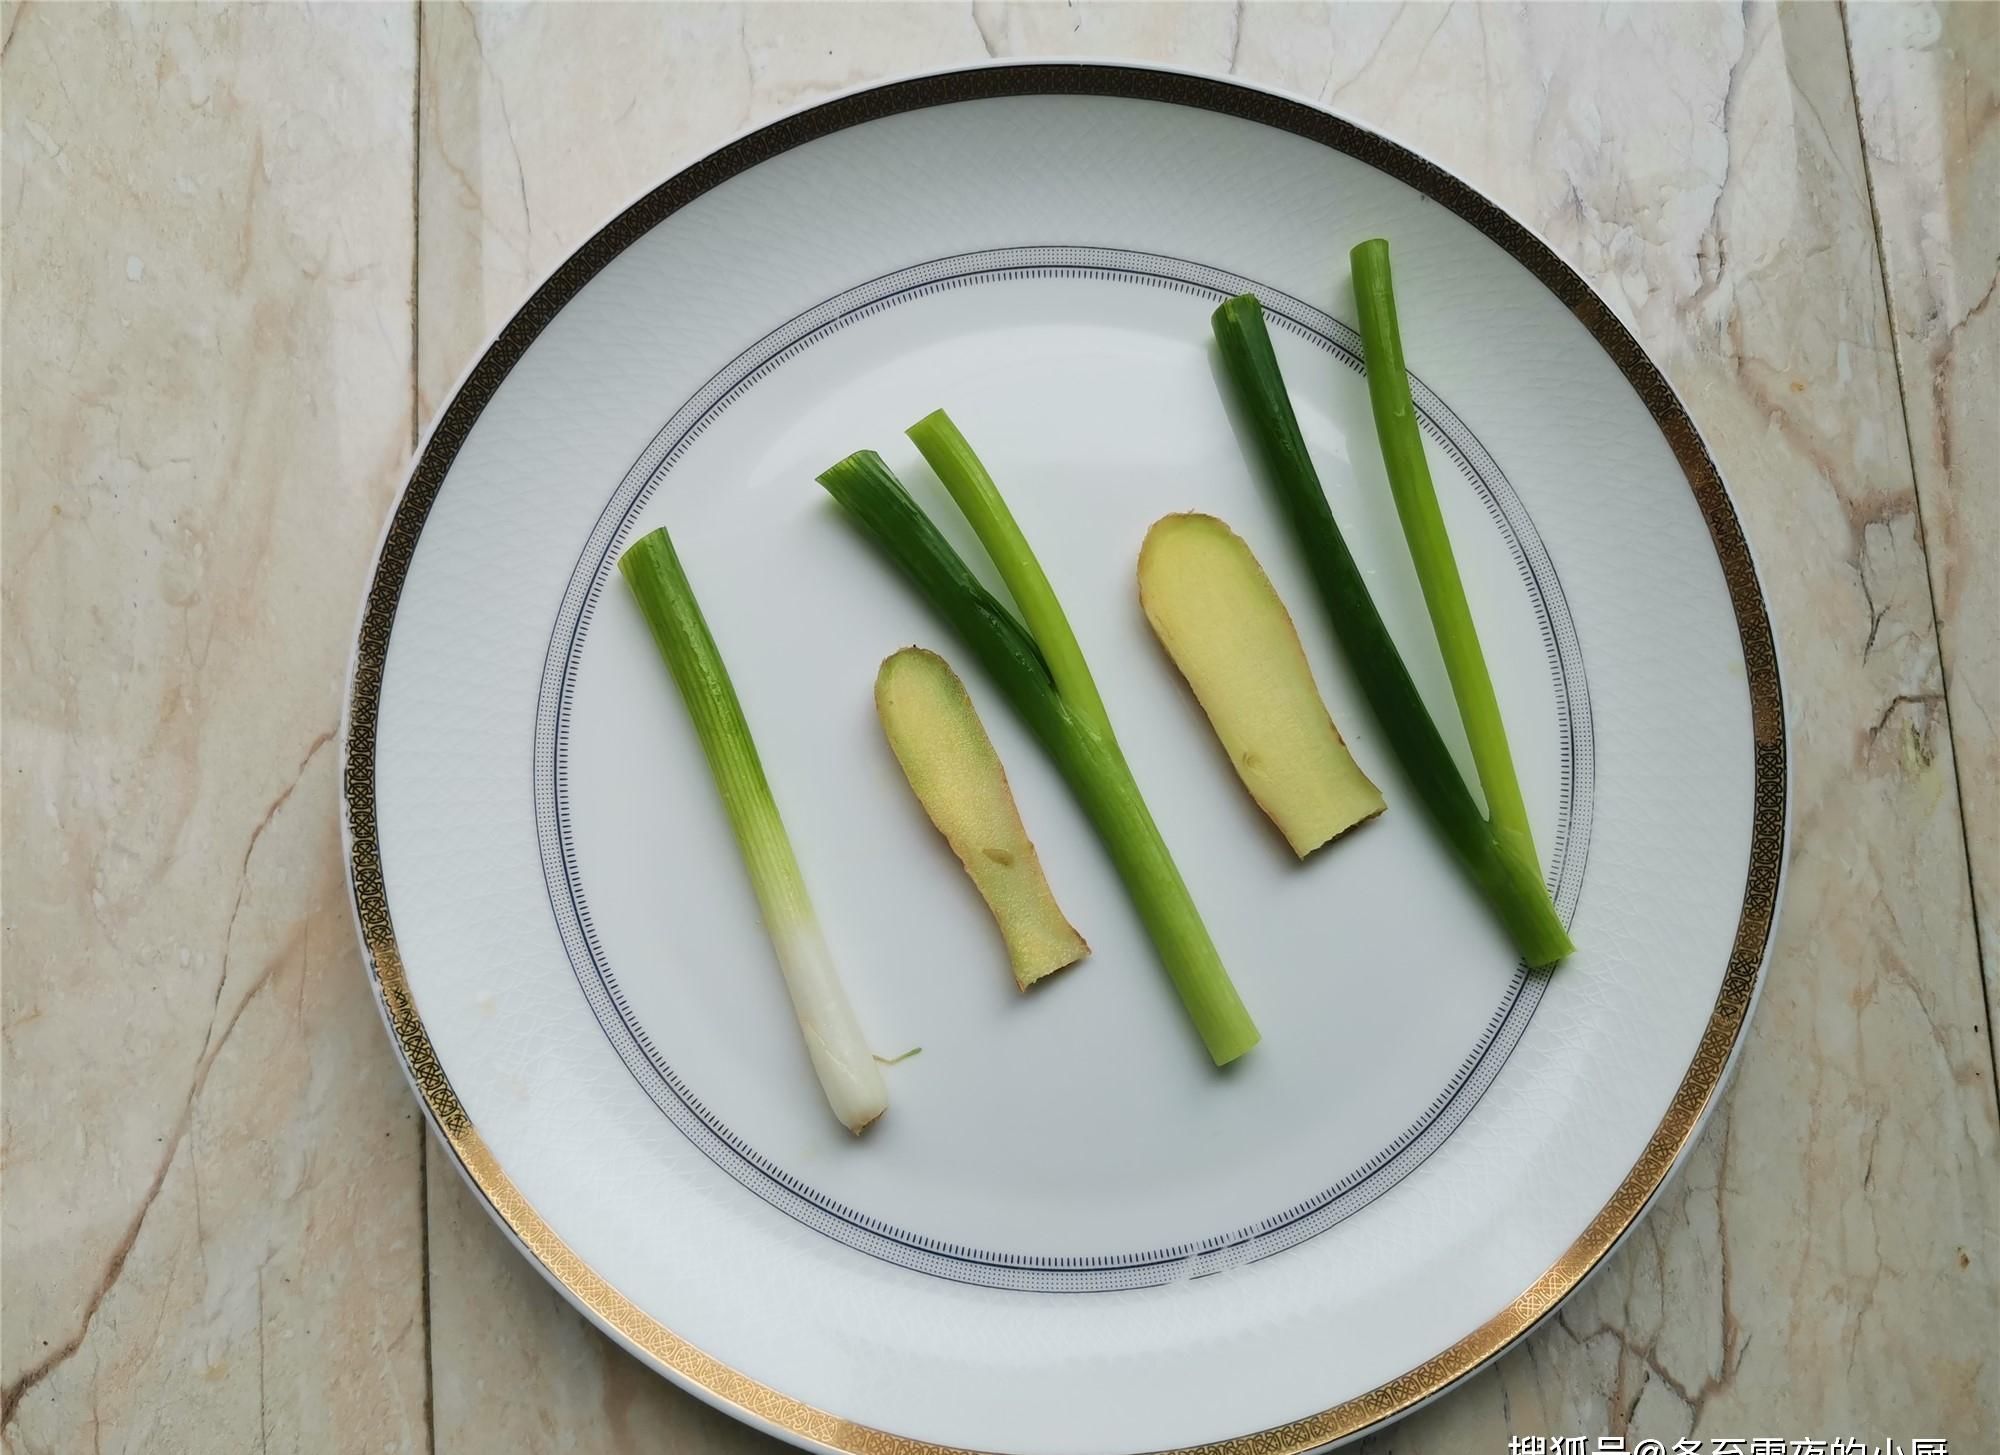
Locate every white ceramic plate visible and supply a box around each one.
[345,64,1785,1454]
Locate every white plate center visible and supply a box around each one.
[558,260,1575,1269]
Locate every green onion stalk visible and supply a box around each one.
[1210,258,1572,967]
[820,412,1261,1065]
[620,527,890,1133]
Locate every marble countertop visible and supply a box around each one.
[4,4,1993,1451]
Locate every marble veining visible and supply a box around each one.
[1847,0,1998,1050]
[5,4,1993,1452]
[2,5,425,1452]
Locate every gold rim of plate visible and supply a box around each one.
[342,63,1787,1455]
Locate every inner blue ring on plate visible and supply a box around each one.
[534,245,1594,1293]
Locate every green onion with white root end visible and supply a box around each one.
[619,526,889,1134]
[819,414,1261,1066]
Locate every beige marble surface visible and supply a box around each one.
[5,4,1994,1452]
[1847,0,1999,1041]
[2,5,429,1455]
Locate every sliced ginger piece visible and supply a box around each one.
[1139,513,1385,857]
[875,647,1088,988]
